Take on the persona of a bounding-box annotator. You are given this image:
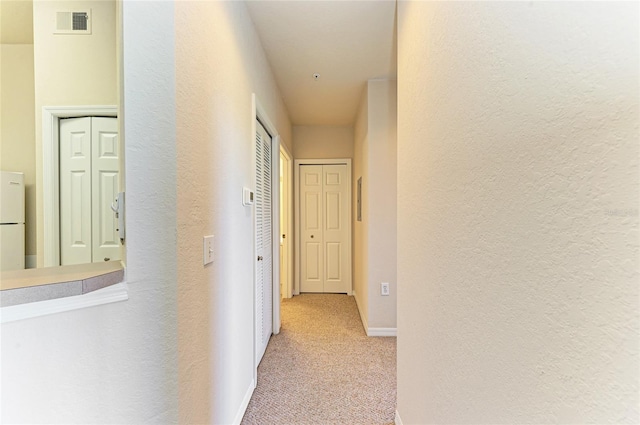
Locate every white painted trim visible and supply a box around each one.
[294,158,353,295]
[42,105,118,267]
[251,96,258,387]
[353,291,397,336]
[367,327,397,337]
[395,410,404,425]
[232,378,255,425]
[271,135,281,335]
[0,282,128,324]
[293,162,300,296]
[279,143,294,298]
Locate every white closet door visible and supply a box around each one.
[91,117,120,262]
[322,164,349,293]
[299,163,350,293]
[60,117,92,265]
[256,120,273,365]
[300,165,324,293]
[60,117,120,266]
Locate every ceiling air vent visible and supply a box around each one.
[54,9,91,34]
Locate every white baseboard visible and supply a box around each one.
[353,290,397,337]
[232,378,255,425]
[395,410,404,425]
[367,327,397,337]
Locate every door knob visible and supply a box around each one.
[257,256,263,261]
[310,235,314,238]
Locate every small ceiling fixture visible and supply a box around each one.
[313,73,320,81]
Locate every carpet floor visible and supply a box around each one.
[241,294,396,425]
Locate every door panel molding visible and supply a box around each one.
[59,116,120,266]
[294,158,352,295]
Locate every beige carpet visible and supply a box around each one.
[241,294,396,425]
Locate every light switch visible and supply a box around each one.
[203,235,214,265]
[243,187,254,206]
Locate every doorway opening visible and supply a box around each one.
[42,105,119,267]
[279,144,293,299]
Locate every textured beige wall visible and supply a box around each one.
[397,2,639,423]
[353,86,369,327]
[293,126,354,160]
[33,0,117,266]
[1,44,36,256]
[352,80,397,331]
[175,2,291,423]
[365,79,396,329]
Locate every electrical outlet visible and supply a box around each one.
[203,235,214,265]
[381,282,390,296]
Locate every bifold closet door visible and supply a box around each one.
[300,164,349,293]
[91,117,120,263]
[60,117,92,265]
[60,117,120,265]
[255,120,273,365]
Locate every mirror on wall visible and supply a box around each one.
[0,0,121,270]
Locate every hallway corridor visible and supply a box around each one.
[241,294,396,425]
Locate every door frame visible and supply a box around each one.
[279,143,294,299]
[294,158,352,296]
[42,105,117,267]
[251,94,281,384]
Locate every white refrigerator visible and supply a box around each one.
[1,171,25,271]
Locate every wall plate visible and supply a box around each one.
[243,187,254,206]
[203,235,214,265]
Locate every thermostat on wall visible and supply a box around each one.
[243,187,254,206]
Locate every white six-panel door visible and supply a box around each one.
[91,117,120,262]
[322,164,349,293]
[300,165,324,292]
[255,120,273,365]
[60,117,92,265]
[300,163,350,293]
[60,117,120,265]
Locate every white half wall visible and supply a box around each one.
[397,2,639,423]
[0,2,178,423]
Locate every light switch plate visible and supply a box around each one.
[203,235,214,265]
[243,187,254,206]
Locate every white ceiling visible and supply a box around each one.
[245,0,397,126]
